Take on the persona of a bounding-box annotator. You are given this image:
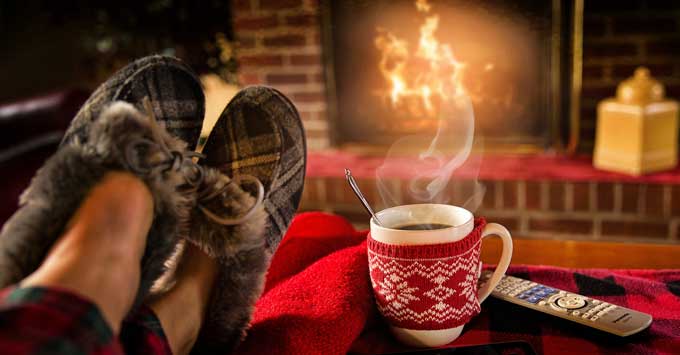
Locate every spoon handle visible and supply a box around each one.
[345,169,384,226]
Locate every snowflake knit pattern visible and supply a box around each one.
[367,218,486,330]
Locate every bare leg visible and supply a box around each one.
[149,243,218,355]
[22,172,153,334]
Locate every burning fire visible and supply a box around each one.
[375,0,469,117]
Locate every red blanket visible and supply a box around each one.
[233,212,680,355]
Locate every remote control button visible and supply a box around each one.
[527,296,541,304]
[538,301,547,306]
[572,310,581,316]
[559,291,566,295]
[606,305,617,312]
[590,316,599,321]
[592,300,601,305]
[597,311,607,317]
[549,303,568,312]
[556,295,587,309]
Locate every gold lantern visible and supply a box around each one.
[593,67,679,175]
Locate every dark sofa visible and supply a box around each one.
[0,90,88,225]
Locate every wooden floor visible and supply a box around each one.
[481,238,680,269]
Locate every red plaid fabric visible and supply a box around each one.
[367,219,486,330]
[354,266,680,355]
[0,286,171,355]
[231,212,680,355]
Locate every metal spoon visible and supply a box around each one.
[345,168,384,226]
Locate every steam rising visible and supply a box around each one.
[374,0,485,212]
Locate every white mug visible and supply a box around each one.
[369,204,513,347]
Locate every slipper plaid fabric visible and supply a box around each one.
[201,86,307,251]
[62,55,204,149]
[0,55,205,310]
[188,86,307,353]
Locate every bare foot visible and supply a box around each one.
[149,242,218,355]
[22,172,153,334]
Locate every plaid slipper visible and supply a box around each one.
[61,55,204,149]
[0,55,205,309]
[188,86,307,353]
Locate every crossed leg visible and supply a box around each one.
[16,172,217,354]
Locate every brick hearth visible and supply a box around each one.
[300,152,680,244]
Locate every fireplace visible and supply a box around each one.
[321,0,582,151]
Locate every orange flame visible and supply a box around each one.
[376,0,467,117]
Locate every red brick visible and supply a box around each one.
[529,217,593,235]
[234,15,279,30]
[284,14,318,26]
[613,17,677,35]
[311,32,322,44]
[232,0,252,11]
[293,92,325,103]
[311,73,325,83]
[259,0,302,10]
[290,54,321,66]
[237,36,257,49]
[601,220,668,239]
[549,182,565,211]
[583,43,638,59]
[525,181,542,210]
[239,73,262,85]
[266,73,307,84]
[502,181,518,209]
[300,176,321,206]
[573,183,590,211]
[489,216,520,233]
[621,184,639,213]
[644,184,665,216]
[481,180,496,209]
[239,54,284,67]
[451,180,484,208]
[336,209,372,226]
[298,110,314,120]
[671,185,680,216]
[596,183,615,211]
[263,34,307,47]
[305,129,329,140]
[327,176,378,205]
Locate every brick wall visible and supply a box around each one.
[231,0,680,153]
[301,176,680,244]
[231,0,329,150]
[581,0,680,152]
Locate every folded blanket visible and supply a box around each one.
[233,212,680,355]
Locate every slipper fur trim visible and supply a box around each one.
[0,102,194,308]
[186,169,269,353]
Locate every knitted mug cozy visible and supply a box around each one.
[367,218,486,330]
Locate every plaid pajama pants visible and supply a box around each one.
[0,286,171,355]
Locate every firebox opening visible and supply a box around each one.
[322,0,579,153]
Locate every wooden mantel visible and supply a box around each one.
[481,238,680,269]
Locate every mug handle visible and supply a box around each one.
[476,223,513,303]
